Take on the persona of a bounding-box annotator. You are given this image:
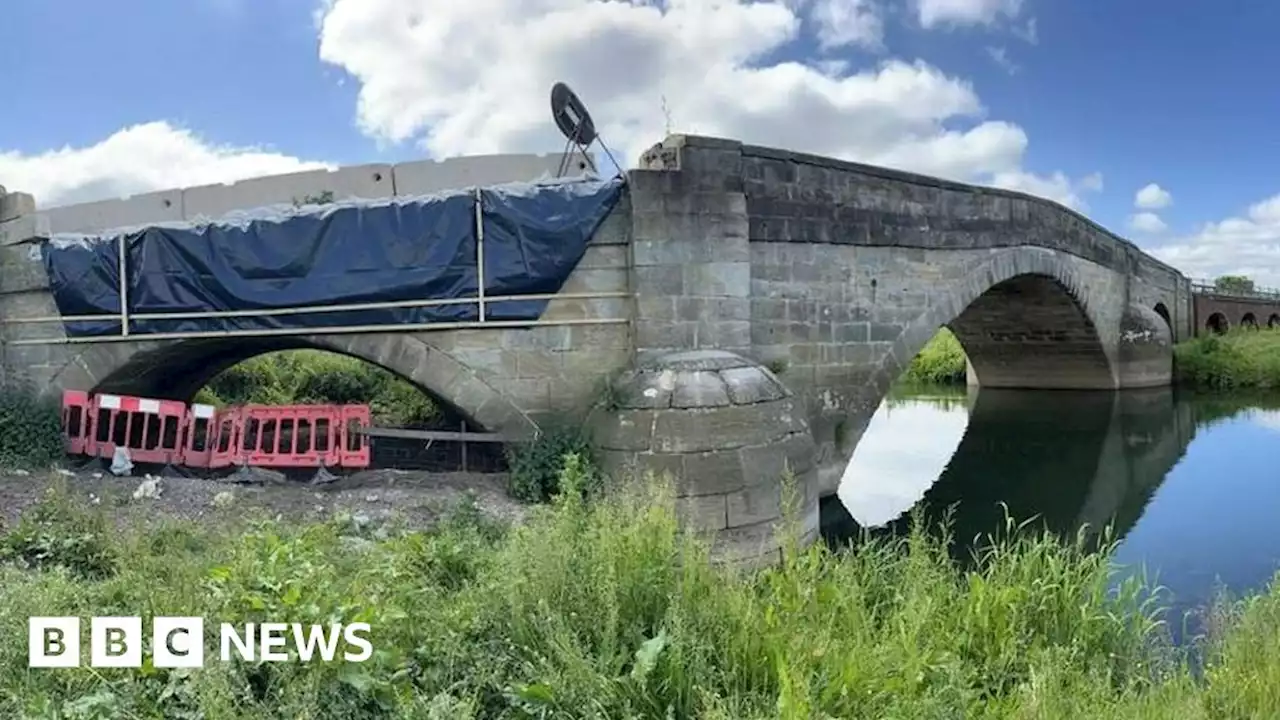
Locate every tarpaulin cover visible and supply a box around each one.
[41,176,625,337]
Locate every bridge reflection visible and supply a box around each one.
[823,387,1198,556]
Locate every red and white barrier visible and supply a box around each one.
[61,390,91,455]
[61,391,373,471]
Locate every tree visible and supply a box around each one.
[1214,275,1256,295]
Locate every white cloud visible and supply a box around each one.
[316,0,1095,206]
[986,46,1018,74]
[1134,183,1172,210]
[989,169,1103,211]
[0,122,331,208]
[1151,193,1280,287]
[1128,212,1167,234]
[810,0,884,50]
[915,0,1023,28]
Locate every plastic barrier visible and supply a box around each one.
[89,393,187,465]
[61,390,91,455]
[237,404,343,468]
[208,407,243,469]
[180,403,218,468]
[340,405,372,468]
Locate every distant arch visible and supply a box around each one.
[1242,313,1259,330]
[1206,312,1230,335]
[46,333,537,438]
[1269,314,1280,329]
[1153,302,1172,331]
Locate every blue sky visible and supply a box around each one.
[1,0,1276,284]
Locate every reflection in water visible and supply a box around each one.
[836,387,970,527]
[824,386,1280,643]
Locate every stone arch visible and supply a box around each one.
[46,333,537,437]
[1206,312,1229,335]
[1153,302,1172,330]
[1269,314,1280,329]
[874,248,1115,405]
[1242,312,1259,330]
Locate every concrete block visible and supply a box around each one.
[0,258,51,294]
[44,189,182,234]
[395,152,586,197]
[182,165,393,220]
[0,192,36,222]
[0,214,51,246]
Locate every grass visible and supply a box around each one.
[902,327,969,385]
[2,466,1280,718]
[1174,328,1280,390]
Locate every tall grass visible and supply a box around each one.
[196,350,439,426]
[902,327,969,385]
[4,467,1280,717]
[1175,329,1280,390]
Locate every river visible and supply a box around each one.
[821,385,1280,644]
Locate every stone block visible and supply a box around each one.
[651,402,793,453]
[670,370,731,408]
[0,214,50,246]
[683,262,750,298]
[726,483,783,528]
[632,265,685,296]
[719,366,787,405]
[593,409,657,451]
[0,192,35,222]
[679,448,748,496]
[677,494,729,531]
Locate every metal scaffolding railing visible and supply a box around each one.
[1190,279,1280,301]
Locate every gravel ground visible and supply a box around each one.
[0,463,528,533]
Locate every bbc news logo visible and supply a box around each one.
[28,617,373,668]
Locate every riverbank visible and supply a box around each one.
[1,467,1279,718]
[905,327,1280,392]
[1174,329,1280,389]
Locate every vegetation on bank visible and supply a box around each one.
[194,350,439,427]
[1174,329,1280,390]
[3,469,1280,718]
[901,327,968,385]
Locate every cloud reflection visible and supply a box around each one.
[837,396,970,527]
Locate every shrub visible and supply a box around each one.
[902,327,968,385]
[505,423,602,503]
[0,381,64,469]
[1174,329,1280,389]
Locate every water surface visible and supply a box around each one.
[824,385,1280,642]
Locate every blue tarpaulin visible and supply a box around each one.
[41,177,624,337]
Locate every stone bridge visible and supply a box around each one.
[0,134,1196,564]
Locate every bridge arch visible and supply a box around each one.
[872,248,1115,403]
[1242,312,1259,330]
[46,333,537,437]
[1153,302,1172,331]
[1206,312,1230,334]
[1270,314,1280,329]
